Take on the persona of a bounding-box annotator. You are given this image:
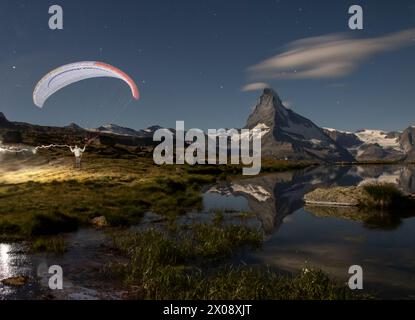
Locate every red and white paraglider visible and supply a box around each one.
[33,61,140,108]
[27,61,141,166]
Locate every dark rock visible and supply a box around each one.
[91,216,108,228]
[323,129,362,149]
[1,276,28,287]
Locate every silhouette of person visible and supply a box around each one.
[70,145,86,169]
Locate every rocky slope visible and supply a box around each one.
[245,89,354,162]
[2,87,414,163]
[323,127,415,162]
[91,123,163,138]
[0,112,13,128]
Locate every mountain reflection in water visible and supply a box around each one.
[203,165,415,298]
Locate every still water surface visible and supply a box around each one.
[204,165,415,299]
[1,165,414,299]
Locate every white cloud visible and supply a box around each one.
[241,82,270,92]
[248,28,415,80]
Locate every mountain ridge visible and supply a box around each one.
[323,127,415,161]
[2,88,415,162]
[245,88,354,162]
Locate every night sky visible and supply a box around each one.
[1,0,415,132]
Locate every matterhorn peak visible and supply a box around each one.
[259,88,284,107]
[262,88,281,99]
[245,88,354,162]
[246,88,288,130]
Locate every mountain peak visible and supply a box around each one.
[0,112,11,127]
[245,88,354,162]
[260,88,283,107]
[262,87,280,99]
[102,123,121,129]
[145,125,162,132]
[246,88,287,130]
[65,122,83,130]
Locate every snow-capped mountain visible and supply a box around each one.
[323,128,410,161]
[91,124,162,138]
[399,126,415,161]
[323,128,362,149]
[245,88,354,162]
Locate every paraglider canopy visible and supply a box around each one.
[33,61,139,108]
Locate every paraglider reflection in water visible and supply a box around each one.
[69,145,86,169]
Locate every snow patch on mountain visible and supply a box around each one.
[324,127,410,161]
[90,124,162,138]
[355,129,402,151]
[238,123,271,141]
[206,183,271,202]
[230,184,272,202]
[358,170,401,186]
[323,127,353,134]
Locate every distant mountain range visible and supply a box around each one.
[245,88,415,162]
[324,127,415,162]
[1,88,415,162]
[90,123,163,138]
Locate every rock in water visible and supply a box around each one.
[1,276,28,287]
[304,186,368,206]
[91,216,109,228]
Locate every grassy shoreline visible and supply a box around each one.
[0,155,372,299]
[105,223,360,300]
[0,154,312,241]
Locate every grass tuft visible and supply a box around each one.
[108,224,358,300]
[362,183,413,209]
[31,236,66,254]
[27,212,79,236]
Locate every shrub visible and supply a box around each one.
[27,212,79,236]
[362,183,406,208]
[0,221,21,234]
